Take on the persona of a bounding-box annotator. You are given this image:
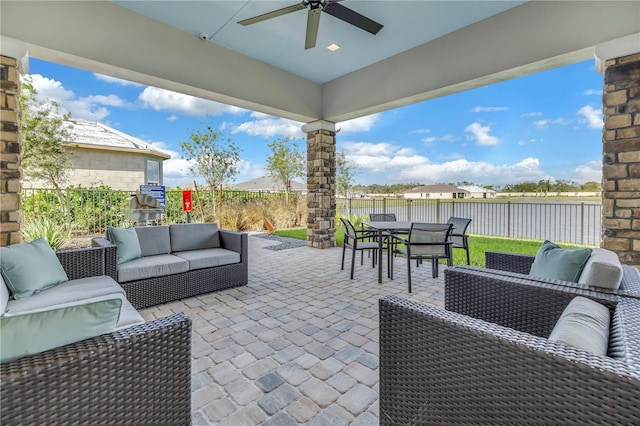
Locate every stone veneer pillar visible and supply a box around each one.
[0,50,25,247]
[303,120,336,248]
[602,52,640,265]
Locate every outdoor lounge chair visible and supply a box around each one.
[379,266,640,424]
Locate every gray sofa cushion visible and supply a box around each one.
[173,248,241,270]
[1,275,9,315]
[169,223,220,252]
[4,276,125,315]
[548,296,610,356]
[117,254,189,283]
[135,226,171,257]
[577,248,624,290]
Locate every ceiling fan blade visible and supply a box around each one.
[238,2,306,26]
[323,2,383,35]
[305,8,322,50]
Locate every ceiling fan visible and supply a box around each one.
[237,0,383,50]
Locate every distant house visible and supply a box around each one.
[457,185,497,199]
[230,176,307,194]
[404,184,470,200]
[24,119,170,191]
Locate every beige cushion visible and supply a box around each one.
[577,248,623,290]
[548,296,610,356]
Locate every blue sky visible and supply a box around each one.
[27,57,604,189]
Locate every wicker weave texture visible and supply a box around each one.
[379,295,640,425]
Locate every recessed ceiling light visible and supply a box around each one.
[327,43,340,51]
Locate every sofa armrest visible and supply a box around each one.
[91,237,118,281]
[485,250,535,274]
[379,296,640,425]
[56,246,108,281]
[219,230,248,260]
[1,313,192,425]
[444,266,618,338]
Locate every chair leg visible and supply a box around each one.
[350,248,356,280]
[432,258,439,278]
[465,247,470,265]
[407,255,412,293]
[341,245,346,270]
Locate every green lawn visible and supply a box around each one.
[274,227,590,267]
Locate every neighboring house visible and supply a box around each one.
[404,184,470,200]
[458,185,497,199]
[24,119,170,191]
[230,176,307,194]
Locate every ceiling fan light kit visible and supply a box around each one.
[238,0,383,50]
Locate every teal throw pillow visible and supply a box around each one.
[107,227,142,264]
[0,298,122,363]
[529,240,592,282]
[0,238,69,299]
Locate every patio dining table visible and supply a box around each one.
[362,221,412,283]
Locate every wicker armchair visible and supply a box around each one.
[1,247,192,425]
[379,267,640,425]
[484,250,640,299]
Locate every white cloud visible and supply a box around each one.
[27,74,131,121]
[139,86,246,117]
[521,112,542,117]
[337,113,381,134]
[584,89,602,96]
[167,115,178,122]
[572,160,602,184]
[577,105,603,129]
[409,128,430,134]
[534,119,549,129]
[465,122,499,146]
[472,106,507,112]
[231,117,305,138]
[94,73,144,86]
[533,117,570,129]
[422,134,457,144]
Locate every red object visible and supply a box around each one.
[182,190,193,212]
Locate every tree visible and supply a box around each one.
[335,150,358,197]
[180,124,240,214]
[20,77,74,218]
[265,138,305,202]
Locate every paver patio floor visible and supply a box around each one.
[140,234,447,425]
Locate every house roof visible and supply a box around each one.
[231,176,306,192]
[65,119,171,160]
[458,185,496,194]
[405,184,470,194]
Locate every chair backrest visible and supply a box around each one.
[340,217,357,248]
[446,217,471,236]
[408,223,453,256]
[370,213,396,221]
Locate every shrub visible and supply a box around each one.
[22,218,71,251]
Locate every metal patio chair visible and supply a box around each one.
[446,217,472,265]
[340,217,380,279]
[390,223,453,292]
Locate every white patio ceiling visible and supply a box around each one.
[1,1,639,124]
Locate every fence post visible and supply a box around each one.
[507,201,511,238]
[348,198,352,217]
[580,203,585,245]
[407,199,412,221]
[436,199,440,223]
[382,197,386,214]
[452,200,455,217]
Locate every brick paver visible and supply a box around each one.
[140,234,446,425]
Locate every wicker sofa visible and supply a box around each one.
[483,249,640,298]
[379,267,640,425]
[1,246,192,425]
[93,223,248,308]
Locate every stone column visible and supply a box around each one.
[0,39,28,246]
[602,52,640,265]
[303,120,336,249]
